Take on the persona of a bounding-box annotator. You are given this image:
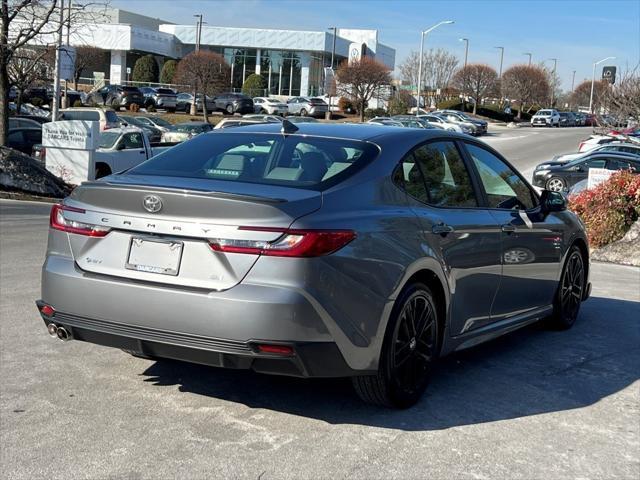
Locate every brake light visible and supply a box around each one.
[50,204,110,237]
[256,344,294,356]
[578,142,585,151]
[209,228,356,257]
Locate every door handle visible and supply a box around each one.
[501,224,517,233]
[432,224,454,235]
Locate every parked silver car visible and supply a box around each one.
[38,123,590,408]
[287,97,328,117]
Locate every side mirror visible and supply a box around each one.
[540,189,567,213]
[115,143,126,150]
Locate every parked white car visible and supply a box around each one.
[421,114,465,133]
[60,107,120,131]
[253,97,288,115]
[553,142,640,162]
[531,109,560,127]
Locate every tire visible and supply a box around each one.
[225,104,234,115]
[260,108,268,114]
[545,176,566,192]
[547,246,585,330]
[184,103,191,113]
[299,108,308,117]
[352,282,440,408]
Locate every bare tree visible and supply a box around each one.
[539,62,561,108]
[174,51,230,122]
[1,1,109,144]
[72,45,106,88]
[399,48,458,107]
[335,57,392,122]
[571,79,609,113]
[7,46,50,112]
[599,67,640,133]
[451,64,498,114]
[501,64,550,119]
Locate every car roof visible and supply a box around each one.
[582,151,640,160]
[211,121,459,142]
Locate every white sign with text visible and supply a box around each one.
[587,167,615,189]
[42,120,99,150]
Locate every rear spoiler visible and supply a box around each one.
[85,181,287,204]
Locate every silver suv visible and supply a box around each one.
[287,97,328,117]
[38,123,590,408]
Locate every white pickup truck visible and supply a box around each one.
[93,127,178,178]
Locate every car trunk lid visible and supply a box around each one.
[62,175,321,290]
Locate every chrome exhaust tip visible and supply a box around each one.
[56,326,70,341]
[47,323,58,337]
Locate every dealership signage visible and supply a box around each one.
[587,167,615,189]
[42,120,99,150]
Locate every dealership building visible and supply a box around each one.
[63,9,396,97]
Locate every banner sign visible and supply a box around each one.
[42,120,99,150]
[587,167,614,189]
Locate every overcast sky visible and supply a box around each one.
[110,0,640,91]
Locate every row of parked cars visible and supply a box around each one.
[366,110,489,136]
[531,109,598,127]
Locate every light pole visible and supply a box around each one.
[523,52,532,65]
[459,38,469,67]
[494,46,504,78]
[52,0,65,121]
[570,69,576,110]
[549,58,557,107]
[495,46,504,107]
[326,27,337,120]
[589,56,615,113]
[416,20,454,116]
[194,14,203,52]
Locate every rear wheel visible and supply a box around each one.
[352,282,439,408]
[95,163,112,179]
[300,108,308,117]
[225,104,234,114]
[548,246,585,330]
[546,177,566,192]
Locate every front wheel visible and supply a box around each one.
[352,283,439,408]
[546,176,566,192]
[547,246,585,330]
[225,104,234,115]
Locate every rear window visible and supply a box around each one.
[128,133,379,190]
[62,111,99,121]
[155,88,175,94]
[105,110,119,122]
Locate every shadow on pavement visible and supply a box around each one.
[140,296,639,430]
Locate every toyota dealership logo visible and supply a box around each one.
[142,195,163,213]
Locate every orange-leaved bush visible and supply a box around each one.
[568,170,640,248]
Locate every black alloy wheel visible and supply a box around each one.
[352,283,439,408]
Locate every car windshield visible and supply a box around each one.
[99,131,121,149]
[120,116,141,125]
[537,110,552,116]
[127,132,379,190]
[147,116,171,127]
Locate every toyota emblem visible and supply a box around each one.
[142,195,163,213]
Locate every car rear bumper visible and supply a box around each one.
[155,98,177,108]
[36,300,357,377]
[39,255,370,378]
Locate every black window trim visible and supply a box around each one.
[392,137,484,210]
[459,138,541,212]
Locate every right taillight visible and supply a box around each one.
[209,227,356,258]
[50,204,110,237]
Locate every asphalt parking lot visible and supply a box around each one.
[1,127,639,479]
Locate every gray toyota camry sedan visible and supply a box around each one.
[37,122,591,408]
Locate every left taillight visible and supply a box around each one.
[50,204,110,237]
[209,227,356,258]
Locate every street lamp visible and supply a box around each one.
[194,14,203,52]
[589,56,615,113]
[494,46,504,78]
[523,52,532,65]
[459,38,469,67]
[549,58,557,107]
[416,20,454,116]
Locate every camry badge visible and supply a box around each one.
[142,195,163,213]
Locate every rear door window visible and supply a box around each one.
[128,133,378,190]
